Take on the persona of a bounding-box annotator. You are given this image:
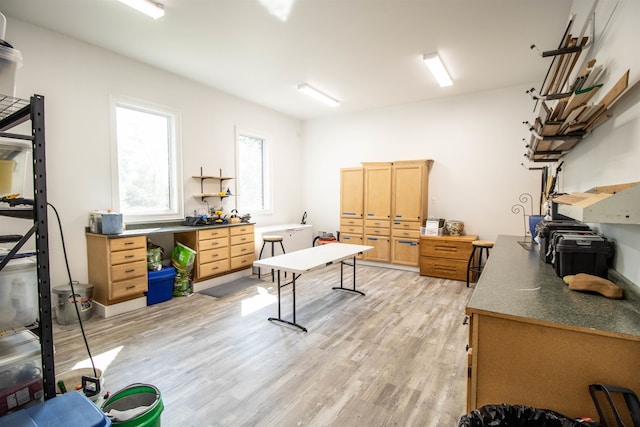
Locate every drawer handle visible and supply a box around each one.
[240,248,247,252]
[241,260,247,264]
[124,255,134,259]
[124,241,135,246]
[126,285,135,290]
[125,269,135,273]
[212,267,219,271]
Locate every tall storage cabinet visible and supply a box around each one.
[339,168,364,248]
[340,159,432,266]
[363,163,392,262]
[0,95,55,401]
[391,160,432,266]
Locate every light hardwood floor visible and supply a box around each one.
[53,265,473,426]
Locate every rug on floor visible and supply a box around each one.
[198,277,265,298]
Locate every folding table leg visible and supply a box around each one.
[332,256,365,296]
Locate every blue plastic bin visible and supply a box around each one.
[0,391,111,426]
[146,266,175,305]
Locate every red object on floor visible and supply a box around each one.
[318,238,337,245]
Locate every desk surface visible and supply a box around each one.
[253,243,373,274]
[466,235,640,339]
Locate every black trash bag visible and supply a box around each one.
[459,403,600,427]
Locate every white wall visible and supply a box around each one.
[1,18,303,288]
[561,0,640,286]
[301,0,640,288]
[301,85,541,242]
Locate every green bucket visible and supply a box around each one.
[102,383,163,427]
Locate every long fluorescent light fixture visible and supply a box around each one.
[297,84,340,107]
[423,52,453,87]
[118,0,165,19]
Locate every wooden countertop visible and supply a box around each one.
[466,235,640,340]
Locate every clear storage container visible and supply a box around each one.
[0,256,38,332]
[0,139,31,198]
[0,13,23,99]
[0,331,43,415]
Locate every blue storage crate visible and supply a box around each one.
[146,266,175,305]
[0,391,111,426]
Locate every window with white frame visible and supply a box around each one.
[110,97,183,223]
[236,131,271,213]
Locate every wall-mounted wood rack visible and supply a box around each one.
[523,7,631,162]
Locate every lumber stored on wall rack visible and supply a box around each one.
[523,7,632,163]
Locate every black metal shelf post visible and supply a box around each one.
[0,94,55,400]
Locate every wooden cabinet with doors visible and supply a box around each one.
[339,167,364,251]
[86,234,148,305]
[391,160,433,266]
[363,162,392,262]
[340,159,433,266]
[466,236,640,419]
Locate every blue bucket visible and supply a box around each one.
[529,215,545,240]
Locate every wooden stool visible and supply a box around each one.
[467,240,494,287]
[258,235,286,281]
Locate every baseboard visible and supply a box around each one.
[93,297,147,318]
[358,260,419,273]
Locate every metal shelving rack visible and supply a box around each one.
[0,94,55,400]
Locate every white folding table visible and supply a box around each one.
[252,243,373,332]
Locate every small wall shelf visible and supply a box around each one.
[552,182,640,224]
[192,167,234,201]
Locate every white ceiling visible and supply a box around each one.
[0,0,574,120]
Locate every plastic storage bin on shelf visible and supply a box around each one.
[0,256,38,332]
[0,14,23,99]
[0,389,111,426]
[146,266,175,305]
[0,331,43,416]
[0,140,31,198]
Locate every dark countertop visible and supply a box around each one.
[466,235,640,339]
[85,222,254,238]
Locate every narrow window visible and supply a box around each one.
[111,97,183,223]
[236,131,271,213]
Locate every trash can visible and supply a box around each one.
[52,282,94,325]
[458,404,596,426]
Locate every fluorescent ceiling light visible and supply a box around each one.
[297,84,340,107]
[259,0,296,22]
[118,0,165,19]
[423,52,453,87]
